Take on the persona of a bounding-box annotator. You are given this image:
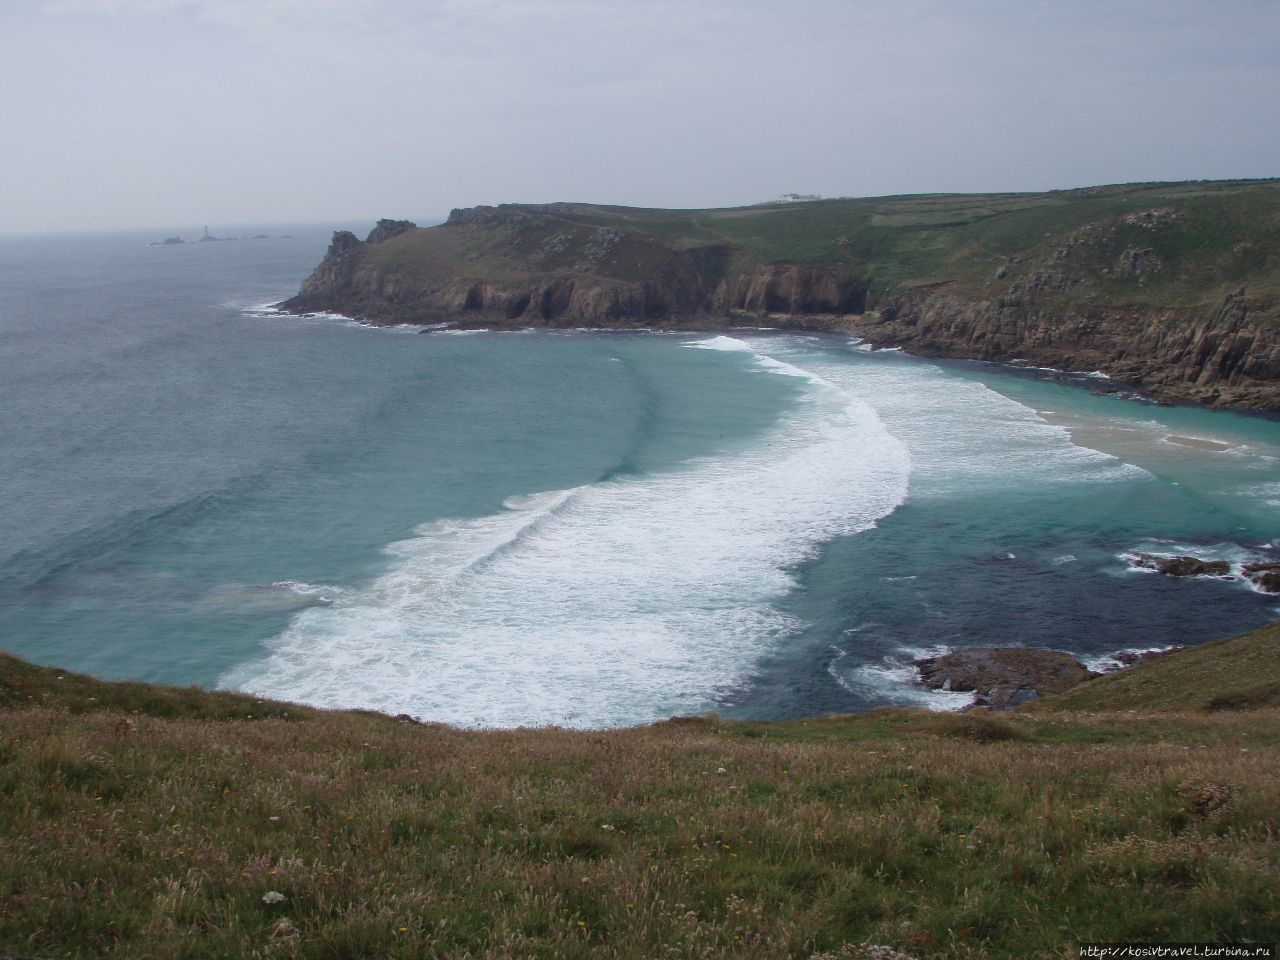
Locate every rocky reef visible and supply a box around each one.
[913,648,1098,709]
[1123,553,1280,593]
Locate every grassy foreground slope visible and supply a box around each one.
[2,631,1279,960]
[1037,622,1280,713]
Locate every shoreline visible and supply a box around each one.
[270,299,1280,418]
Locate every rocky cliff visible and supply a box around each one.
[859,283,1280,409]
[281,183,1280,410]
[284,217,865,330]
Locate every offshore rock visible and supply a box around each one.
[1129,554,1232,577]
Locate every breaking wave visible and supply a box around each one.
[221,337,912,727]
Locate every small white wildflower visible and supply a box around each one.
[715,767,727,775]
[600,823,615,831]
[269,816,281,822]
[262,891,286,905]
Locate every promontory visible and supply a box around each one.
[281,179,1280,409]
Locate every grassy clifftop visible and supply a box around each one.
[376,179,1280,314]
[3,625,1279,959]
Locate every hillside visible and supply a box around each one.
[281,180,1280,409]
[3,625,1279,959]
[1035,621,1280,713]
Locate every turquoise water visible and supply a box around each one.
[2,228,1278,726]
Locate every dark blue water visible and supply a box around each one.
[2,229,1278,725]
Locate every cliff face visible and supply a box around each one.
[285,224,864,330]
[281,186,1280,410]
[863,286,1280,409]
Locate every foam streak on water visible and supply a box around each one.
[221,337,912,727]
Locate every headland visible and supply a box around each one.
[281,180,1280,410]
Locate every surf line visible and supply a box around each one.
[222,336,912,727]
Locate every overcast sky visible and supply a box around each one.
[2,0,1277,232]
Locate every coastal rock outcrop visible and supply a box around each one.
[366,219,417,245]
[283,227,862,330]
[857,286,1280,410]
[1127,554,1232,578]
[914,648,1098,708]
[1243,562,1280,593]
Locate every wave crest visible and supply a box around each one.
[221,342,912,727]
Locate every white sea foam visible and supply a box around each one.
[222,340,913,727]
[746,337,1147,498]
[220,332,1240,722]
[687,335,756,353]
[1119,539,1258,567]
[1238,481,1280,508]
[1115,540,1280,595]
[1082,646,1182,674]
[198,580,345,615]
[241,302,430,334]
[690,335,833,384]
[830,645,975,711]
[241,300,286,316]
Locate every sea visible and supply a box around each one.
[2,223,1278,727]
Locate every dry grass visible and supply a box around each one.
[1037,622,1280,713]
[1,652,1279,958]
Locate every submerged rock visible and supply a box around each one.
[913,648,1097,709]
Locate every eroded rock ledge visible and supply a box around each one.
[913,648,1098,709]
[854,285,1280,410]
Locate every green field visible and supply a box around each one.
[3,623,1279,958]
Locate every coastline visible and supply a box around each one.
[271,298,1269,415]
[280,184,1280,413]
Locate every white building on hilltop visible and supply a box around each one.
[777,193,821,203]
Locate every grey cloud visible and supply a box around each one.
[3,0,1277,232]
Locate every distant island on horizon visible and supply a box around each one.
[280,178,1280,411]
[147,226,291,246]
